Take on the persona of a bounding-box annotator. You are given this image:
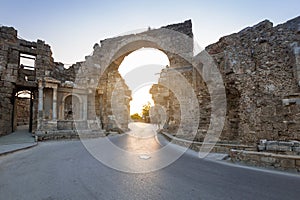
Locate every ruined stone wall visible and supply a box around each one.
[151,66,212,141]
[96,64,131,132]
[0,20,194,136]
[151,16,300,145]
[206,16,300,144]
[0,26,54,135]
[150,82,181,133]
[0,27,18,135]
[53,55,131,132]
[3,17,298,143]
[148,21,211,140]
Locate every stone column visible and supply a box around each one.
[52,87,57,120]
[83,95,88,120]
[38,85,43,112]
[37,82,44,130]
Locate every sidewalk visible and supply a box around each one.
[0,126,37,156]
[156,133,229,162]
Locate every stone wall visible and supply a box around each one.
[230,149,300,172]
[152,16,300,145]
[0,26,54,135]
[0,24,134,135]
[0,19,196,136]
[96,64,131,131]
[206,16,300,144]
[15,98,30,126]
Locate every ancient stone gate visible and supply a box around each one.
[1,16,300,145]
[0,20,195,139]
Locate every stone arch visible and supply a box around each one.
[91,20,194,73]
[111,40,168,65]
[76,20,194,131]
[12,87,37,133]
[61,94,83,120]
[96,40,191,130]
[102,38,192,71]
[118,47,170,75]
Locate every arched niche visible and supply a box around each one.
[61,94,83,120]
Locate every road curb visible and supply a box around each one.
[0,142,38,156]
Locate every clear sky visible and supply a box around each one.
[1,0,299,114]
[1,0,298,64]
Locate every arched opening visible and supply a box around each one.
[64,95,81,120]
[13,90,34,132]
[118,47,170,122]
[93,36,192,133]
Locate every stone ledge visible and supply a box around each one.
[230,149,300,173]
[258,139,300,155]
[35,130,106,141]
[161,132,255,153]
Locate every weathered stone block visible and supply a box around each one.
[276,146,292,152]
[280,159,295,168]
[266,145,279,151]
[257,144,266,151]
[278,141,294,146]
[292,141,300,147]
[266,141,278,145]
[293,146,300,152]
[261,156,276,163]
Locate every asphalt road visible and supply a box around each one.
[0,123,300,200]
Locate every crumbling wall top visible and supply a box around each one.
[161,19,193,38]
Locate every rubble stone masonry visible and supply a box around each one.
[151,16,300,145]
[206,16,300,144]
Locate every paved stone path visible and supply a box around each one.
[0,126,36,155]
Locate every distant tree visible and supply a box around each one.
[142,102,151,123]
[131,113,142,121]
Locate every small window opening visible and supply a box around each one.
[15,90,32,99]
[20,53,36,70]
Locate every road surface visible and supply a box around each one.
[0,122,300,200]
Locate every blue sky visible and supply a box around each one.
[1,0,299,64]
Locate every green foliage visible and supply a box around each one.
[131,113,142,121]
[142,102,151,123]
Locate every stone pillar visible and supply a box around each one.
[37,82,44,130]
[52,87,57,120]
[83,95,88,120]
[38,86,43,112]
